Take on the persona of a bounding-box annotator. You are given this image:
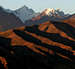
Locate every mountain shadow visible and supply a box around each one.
[51,21,75,39]
[13,30,75,61]
[25,25,75,50]
[0,20,75,69]
[0,36,74,69]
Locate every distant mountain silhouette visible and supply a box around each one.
[24,13,72,26]
[14,5,37,23]
[0,7,24,32]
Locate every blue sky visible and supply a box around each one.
[0,0,75,14]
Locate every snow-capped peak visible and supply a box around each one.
[44,8,55,15]
[41,8,66,17]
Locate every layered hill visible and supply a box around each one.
[0,20,75,61]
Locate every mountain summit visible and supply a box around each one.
[14,5,36,22]
[41,8,67,17]
[27,8,71,24]
[42,8,55,16]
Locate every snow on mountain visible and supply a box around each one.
[42,8,55,16]
[14,5,37,23]
[41,8,69,17]
[0,6,72,24]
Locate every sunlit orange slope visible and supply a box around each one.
[0,20,75,61]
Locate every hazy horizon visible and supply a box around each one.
[0,0,75,14]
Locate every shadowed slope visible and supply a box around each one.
[0,7,24,32]
[52,21,75,39]
[0,20,75,69]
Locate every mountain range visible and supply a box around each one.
[0,5,74,31]
[5,5,39,23]
[1,5,74,23]
[0,5,75,69]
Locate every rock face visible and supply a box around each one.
[0,7,24,32]
[14,5,36,23]
[0,20,75,69]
